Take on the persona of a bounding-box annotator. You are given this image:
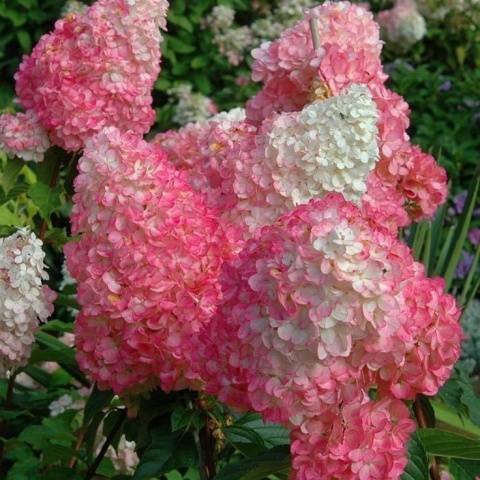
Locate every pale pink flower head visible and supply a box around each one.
[377,0,426,52]
[0,111,50,162]
[65,127,234,394]
[15,0,168,151]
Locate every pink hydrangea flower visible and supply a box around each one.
[0,111,50,162]
[65,127,234,393]
[14,0,168,151]
[290,398,415,480]
[193,194,461,427]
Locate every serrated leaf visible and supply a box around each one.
[449,459,480,480]
[29,182,62,220]
[214,446,290,480]
[401,432,429,480]
[418,428,480,459]
[1,156,23,193]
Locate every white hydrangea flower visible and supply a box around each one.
[204,5,235,33]
[232,84,379,232]
[61,0,88,16]
[211,107,246,128]
[0,228,56,375]
[267,83,379,205]
[169,84,217,126]
[106,436,139,474]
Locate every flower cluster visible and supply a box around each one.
[3,0,459,477]
[168,84,218,126]
[1,0,169,155]
[231,84,379,232]
[0,229,56,374]
[193,195,461,422]
[290,398,415,480]
[0,111,50,162]
[247,2,447,230]
[191,194,460,479]
[65,127,234,394]
[377,0,427,53]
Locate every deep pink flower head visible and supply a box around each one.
[14,0,168,151]
[0,111,50,162]
[290,398,415,480]
[193,194,461,426]
[65,127,234,393]
[247,2,384,123]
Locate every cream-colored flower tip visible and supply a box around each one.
[266,83,379,207]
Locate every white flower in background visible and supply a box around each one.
[204,5,235,33]
[106,436,139,474]
[0,229,56,375]
[49,394,80,416]
[214,26,254,65]
[61,0,88,16]
[169,84,218,126]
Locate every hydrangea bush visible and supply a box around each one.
[0,1,479,479]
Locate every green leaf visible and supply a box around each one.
[449,459,480,480]
[1,156,24,193]
[16,29,31,51]
[214,446,290,480]
[191,56,209,69]
[44,227,71,247]
[443,176,479,289]
[133,427,177,480]
[155,77,171,91]
[224,425,267,449]
[170,406,200,432]
[29,182,62,220]
[418,428,480,460]
[460,244,480,305]
[168,36,196,54]
[168,12,193,32]
[84,385,114,426]
[401,432,429,480]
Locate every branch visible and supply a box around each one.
[84,409,127,480]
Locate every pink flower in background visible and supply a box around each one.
[0,111,50,162]
[13,0,168,151]
[377,0,426,52]
[65,127,234,393]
